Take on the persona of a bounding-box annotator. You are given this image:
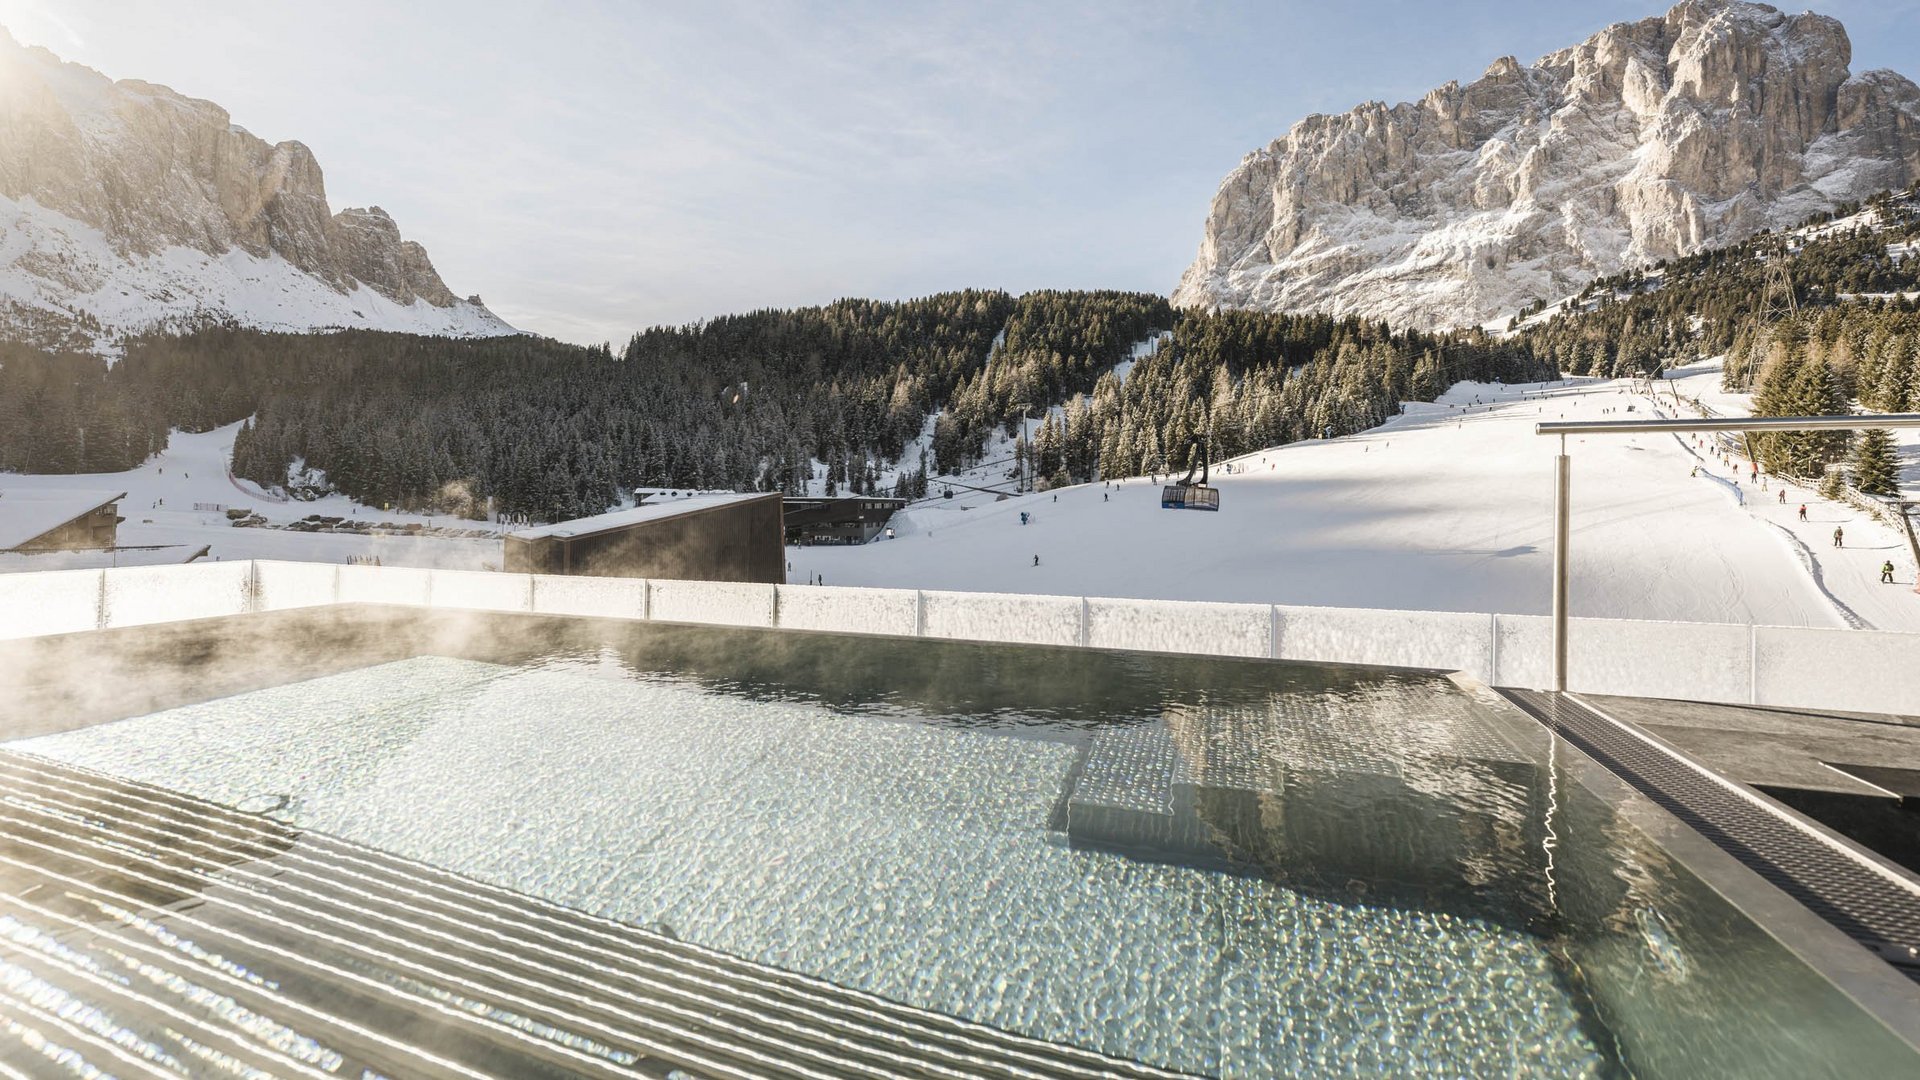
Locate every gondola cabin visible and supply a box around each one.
[1161,484,1220,511]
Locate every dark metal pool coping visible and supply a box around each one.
[0,749,1201,1080]
[1495,688,1920,1044]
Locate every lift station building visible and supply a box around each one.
[0,489,126,552]
[503,492,784,582]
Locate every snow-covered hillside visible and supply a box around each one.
[5,368,1914,636]
[0,422,499,571]
[794,373,1920,632]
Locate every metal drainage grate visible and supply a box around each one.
[1498,689,1920,980]
[0,749,1201,1080]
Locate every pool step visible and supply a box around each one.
[0,749,1203,1080]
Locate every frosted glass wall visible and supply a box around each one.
[102,562,252,629]
[1277,604,1495,677]
[427,568,533,614]
[0,569,101,640]
[1568,617,1750,703]
[920,590,1082,647]
[775,585,919,637]
[1754,626,1920,716]
[530,575,647,620]
[4,561,1918,716]
[336,564,433,607]
[649,580,776,628]
[254,560,338,612]
[1085,597,1270,659]
[1493,615,1551,689]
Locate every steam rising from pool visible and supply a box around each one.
[14,655,1609,1077]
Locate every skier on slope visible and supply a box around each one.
[1798,504,1808,521]
[1833,526,1844,549]
[1885,561,1898,584]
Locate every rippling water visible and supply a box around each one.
[17,651,1621,1078]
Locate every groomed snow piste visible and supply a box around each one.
[3,370,1915,634]
[792,371,1920,632]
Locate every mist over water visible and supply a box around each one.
[4,607,1916,1078]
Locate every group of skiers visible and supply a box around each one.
[1690,443,1909,588]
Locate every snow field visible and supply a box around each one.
[0,421,500,572]
[795,374,1919,632]
[4,365,1915,642]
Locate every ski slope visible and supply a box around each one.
[793,376,1920,631]
[1659,361,1920,632]
[4,372,1915,634]
[0,422,499,571]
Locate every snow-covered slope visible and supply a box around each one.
[5,370,1913,636]
[0,422,500,571]
[0,27,514,349]
[1175,0,1920,331]
[793,374,1920,632]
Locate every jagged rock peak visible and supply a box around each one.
[1172,0,1920,330]
[0,27,511,345]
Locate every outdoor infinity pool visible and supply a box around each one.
[1,609,1915,1078]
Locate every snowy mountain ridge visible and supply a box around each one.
[0,26,514,350]
[1174,0,1920,331]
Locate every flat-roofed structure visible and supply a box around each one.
[503,491,784,582]
[784,495,906,545]
[0,488,125,551]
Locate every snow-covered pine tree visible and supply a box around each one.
[1869,335,1913,411]
[1851,428,1900,497]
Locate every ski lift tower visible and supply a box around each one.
[1013,402,1035,494]
[1726,242,1798,391]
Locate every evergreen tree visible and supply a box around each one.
[1851,428,1900,497]
[1869,337,1912,411]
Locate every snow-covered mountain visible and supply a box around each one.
[1173,0,1920,331]
[0,27,514,350]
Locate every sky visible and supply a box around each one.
[2,0,1917,345]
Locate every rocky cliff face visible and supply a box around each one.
[1173,0,1920,329]
[0,27,512,348]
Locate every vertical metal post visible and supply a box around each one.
[1897,501,1920,595]
[1552,439,1570,693]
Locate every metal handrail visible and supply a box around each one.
[1538,412,1920,692]
[1539,414,1920,435]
